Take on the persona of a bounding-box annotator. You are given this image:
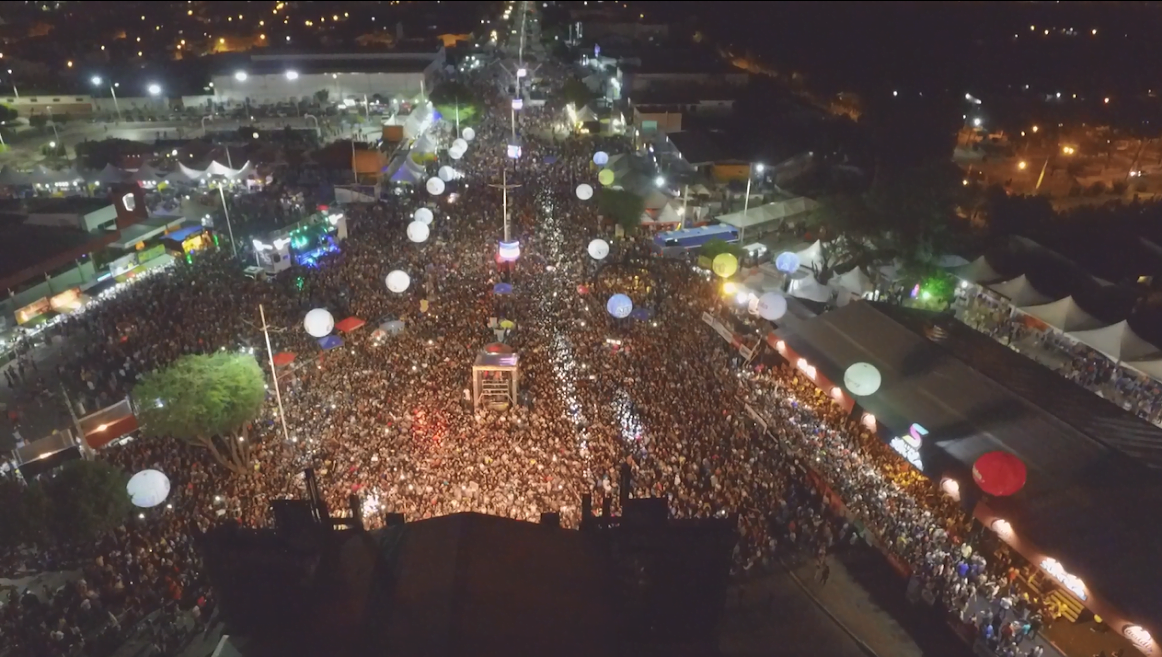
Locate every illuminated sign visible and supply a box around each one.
[498,240,521,262]
[890,423,928,470]
[511,98,523,111]
[1123,625,1156,655]
[1041,558,1087,601]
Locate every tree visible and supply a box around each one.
[429,81,481,126]
[701,238,745,261]
[0,105,17,124]
[134,353,267,474]
[597,188,645,232]
[43,461,131,544]
[313,89,329,105]
[0,477,46,549]
[28,114,48,130]
[559,78,595,109]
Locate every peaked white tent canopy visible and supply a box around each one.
[1067,320,1161,363]
[832,266,873,296]
[952,255,1003,284]
[1017,296,1104,332]
[787,274,832,303]
[129,164,164,183]
[987,274,1053,307]
[716,197,819,230]
[794,240,825,271]
[87,164,126,184]
[1124,359,1162,383]
[403,103,435,140]
[204,161,236,178]
[174,164,207,182]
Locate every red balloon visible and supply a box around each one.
[972,451,1027,496]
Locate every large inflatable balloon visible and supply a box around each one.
[386,270,411,293]
[576,183,594,200]
[462,127,476,141]
[973,451,1027,496]
[127,469,171,508]
[452,138,469,152]
[413,207,434,225]
[598,169,615,186]
[437,165,456,182]
[407,221,430,243]
[756,292,787,320]
[593,151,609,166]
[449,147,464,160]
[843,362,882,396]
[775,251,801,274]
[304,308,335,338]
[587,238,610,260]
[712,253,739,278]
[426,177,446,195]
[606,293,633,319]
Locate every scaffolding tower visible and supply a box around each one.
[472,350,520,410]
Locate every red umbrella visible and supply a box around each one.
[973,451,1027,496]
[272,352,296,367]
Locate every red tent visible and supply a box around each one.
[335,317,366,333]
[272,352,296,367]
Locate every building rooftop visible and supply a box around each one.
[666,130,734,165]
[0,221,113,291]
[630,52,741,76]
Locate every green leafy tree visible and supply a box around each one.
[134,353,267,474]
[559,78,595,109]
[44,461,131,544]
[597,188,645,232]
[0,105,18,124]
[28,114,48,130]
[429,81,481,126]
[700,238,745,261]
[0,477,41,548]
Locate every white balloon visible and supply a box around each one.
[438,165,456,182]
[407,221,430,243]
[413,207,434,225]
[576,183,594,200]
[126,469,170,508]
[449,147,464,160]
[304,308,334,338]
[756,292,788,320]
[587,238,610,260]
[386,270,411,293]
[593,151,609,166]
[426,177,445,195]
[844,362,883,396]
[452,138,469,152]
[462,127,476,141]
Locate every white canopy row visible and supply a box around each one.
[0,161,255,186]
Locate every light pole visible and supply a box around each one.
[201,115,211,136]
[743,162,764,216]
[217,183,238,257]
[7,69,17,98]
[488,169,522,242]
[258,304,293,446]
[285,71,301,116]
[303,113,321,139]
[91,77,122,123]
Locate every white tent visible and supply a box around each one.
[129,164,164,183]
[403,103,435,140]
[1017,296,1104,332]
[794,240,825,271]
[934,254,971,268]
[413,133,438,155]
[787,274,832,303]
[174,163,207,183]
[205,161,236,178]
[644,202,682,226]
[1125,359,1162,383]
[87,164,126,184]
[28,165,58,185]
[1067,320,1161,363]
[952,255,1003,284]
[0,166,30,185]
[641,188,671,211]
[987,274,1053,306]
[227,161,256,181]
[716,198,819,232]
[575,104,599,123]
[832,266,873,296]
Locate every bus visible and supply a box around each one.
[653,225,741,251]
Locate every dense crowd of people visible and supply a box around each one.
[957,289,1162,423]
[0,54,1068,657]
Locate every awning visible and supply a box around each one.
[272,352,296,367]
[335,317,366,333]
[1016,296,1104,332]
[318,335,344,350]
[79,398,138,449]
[1067,320,1161,363]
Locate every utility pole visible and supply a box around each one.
[217,184,238,258]
[487,169,522,242]
[259,304,293,446]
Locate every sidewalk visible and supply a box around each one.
[784,557,925,657]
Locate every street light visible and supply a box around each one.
[6,69,16,98]
[972,117,983,127]
[743,163,764,218]
[1018,161,1028,170]
[147,83,161,96]
[91,76,122,123]
[655,175,665,187]
[285,70,299,81]
[234,70,248,82]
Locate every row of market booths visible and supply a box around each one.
[764,300,1162,657]
[951,244,1162,381]
[0,160,260,190]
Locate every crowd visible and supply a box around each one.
[957,289,1162,423]
[0,56,1062,657]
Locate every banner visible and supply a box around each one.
[138,243,166,264]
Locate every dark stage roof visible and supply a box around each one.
[776,301,1162,628]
